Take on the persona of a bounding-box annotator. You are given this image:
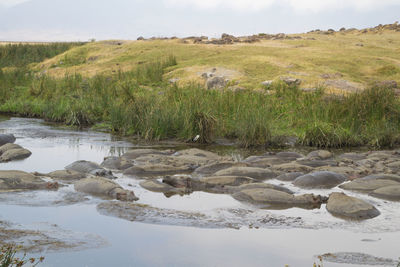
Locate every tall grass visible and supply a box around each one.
[0,56,399,148]
[0,43,85,68]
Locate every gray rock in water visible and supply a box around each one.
[193,162,248,177]
[232,188,325,209]
[65,160,115,179]
[0,170,58,192]
[326,192,380,220]
[293,171,346,189]
[227,182,294,194]
[213,167,277,180]
[339,179,400,192]
[361,174,400,183]
[206,76,227,89]
[296,159,337,168]
[140,180,187,196]
[0,147,31,162]
[123,164,193,177]
[100,156,133,170]
[370,185,400,201]
[34,170,87,182]
[74,177,138,201]
[275,172,304,181]
[0,143,21,154]
[307,150,333,160]
[0,134,16,146]
[121,149,174,160]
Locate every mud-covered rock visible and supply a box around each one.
[0,134,16,146]
[0,170,58,192]
[226,182,293,194]
[65,160,115,179]
[370,185,400,201]
[275,172,304,181]
[192,162,248,177]
[123,164,193,177]
[326,192,380,220]
[100,156,133,170]
[0,147,31,162]
[339,179,400,192]
[306,150,333,160]
[121,149,174,160]
[213,167,277,180]
[140,180,187,195]
[293,171,347,189]
[272,162,313,173]
[232,188,325,208]
[74,177,138,201]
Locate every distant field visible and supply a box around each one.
[33,30,400,92]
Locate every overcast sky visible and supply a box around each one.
[0,0,399,41]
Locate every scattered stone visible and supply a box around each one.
[326,192,380,220]
[0,134,16,146]
[206,76,227,90]
[281,77,302,86]
[74,177,138,201]
[293,171,346,189]
[261,80,273,87]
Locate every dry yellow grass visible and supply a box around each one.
[34,30,400,91]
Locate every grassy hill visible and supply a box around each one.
[34,26,400,93]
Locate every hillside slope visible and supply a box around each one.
[35,25,400,92]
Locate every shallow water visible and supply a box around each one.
[0,117,399,267]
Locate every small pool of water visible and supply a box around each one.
[0,117,399,267]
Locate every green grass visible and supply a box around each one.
[1,60,399,148]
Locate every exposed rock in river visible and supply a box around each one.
[0,143,31,162]
[0,134,16,146]
[0,170,58,192]
[65,160,116,179]
[213,166,277,180]
[293,171,347,189]
[319,252,398,266]
[326,192,380,220]
[74,177,138,201]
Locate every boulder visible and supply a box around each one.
[326,192,380,220]
[244,156,293,168]
[339,179,400,192]
[232,188,325,208]
[293,171,346,189]
[275,151,304,159]
[306,150,333,160]
[0,148,32,162]
[0,170,58,192]
[192,162,247,177]
[121,149,174,160]
[227,182,293,194]
[275,172,304,181]
[100,156,133,170]
[0,143,21,154]
[213,167,277,180]
[370,185,400,201]
[74,177,138,201]
[44,170,87,181]
[206,76,226,90]
[296,159,337,168]
[0,134,16,146]
[123,164,193,177]
[197,176,254,192]
[65,160,115,179]
[272,162,313,173]
[140,180,186,195]
[361,174,400,183]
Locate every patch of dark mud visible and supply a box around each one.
[0,220,106,253]
[97,201,305,229]
[319,252,398,266]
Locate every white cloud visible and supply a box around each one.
[0,0,30,7]
[164,0,400,12]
